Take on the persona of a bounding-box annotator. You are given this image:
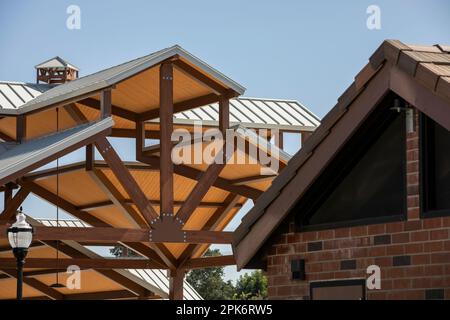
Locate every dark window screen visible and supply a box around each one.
[297,100,406,228]
[423,116,450,212]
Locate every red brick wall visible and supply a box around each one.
[266,110,450,300]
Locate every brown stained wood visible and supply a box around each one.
[182,255,235,269]
[77,199,243,211]
[219,96,230,133]
[87,168,148,228]
[0,187,30,222]
[231,174,276,186]
[1,269,64,300]
[3,183,13,209]
[78,97,138,122]
[139,93,219,121]
[138,155,262,199]
[101,89,112,118]
[173,59,227,95]
[64,103,88,124]
[111,128,159,139]
[159,62,174,216]
[301,131,312,145]
[16,114,26,142]
[0,258,161,269]
[178,194,241,265]
[64,289,151,300]
[94,137,159,222]
[168,269,184,300]
[175,162,225,224]
[135,120,145,159]
[0,225,233,244]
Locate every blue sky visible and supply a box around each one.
[0,0,449,282]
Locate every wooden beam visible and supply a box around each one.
[168,269,184,300]
[3,183,13,209]
[0,258,161,269]
[111,128,160,139]
[231,174,276,186]
[100,89,112,118]
[182,255,235,269]
[138,155,262,199]
[16,114,26,143]
[94,137,159,223]
[175,163,225,224]
[0,130,14,142]
[219,95,230,133]
[0,225,233,244]
[64,103,88,124]
[172,59,228,95]
[139,93,219,121]
[64,289,151,300]
[2,269,64,300]
[87,168,148,228]
[78,97,138,122]
[0,187,30,222]
[77,199,243,211]
[159,62,174,216]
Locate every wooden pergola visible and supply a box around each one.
[0,46,289,299]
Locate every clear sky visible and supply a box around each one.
[0,0,449,282]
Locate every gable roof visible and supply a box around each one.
[232,40,450,269]
[35,56,79,71]
[0,80,319,132]
[0,45,245,116]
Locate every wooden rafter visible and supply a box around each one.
[94,137,158,223]
[0,187,29,222]
[78,97,138,122]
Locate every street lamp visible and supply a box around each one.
[7,208,33,300]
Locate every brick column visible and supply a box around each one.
[406,109,420,221]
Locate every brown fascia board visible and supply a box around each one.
[233,62,392,269]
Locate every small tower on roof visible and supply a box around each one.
[35,56,79,84]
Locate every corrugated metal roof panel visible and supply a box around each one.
[0,117,113,185]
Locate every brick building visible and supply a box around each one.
[233,40,450,300]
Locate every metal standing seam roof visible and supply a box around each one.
[35,56,79,71]
[0,117,114,185]
[35,218,203,300]
[0,81,320,132]
[0,45,246,116]
[0,81,53,109]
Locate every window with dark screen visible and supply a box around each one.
[421,115,450,217]
[295,95,407,230]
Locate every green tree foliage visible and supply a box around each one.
[186,249,268,300]
[234,270,268,300]
[186,249,235,300]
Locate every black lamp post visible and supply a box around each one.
[7,208,33,300]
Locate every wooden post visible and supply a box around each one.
[16,115,26,143]
[135,120,145,159]
[274,131,284,150]
[3,183,13,209]
[168,269,184,300]
[301,131,312,146]
[159,62,174,216]
[100,89,112,119]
